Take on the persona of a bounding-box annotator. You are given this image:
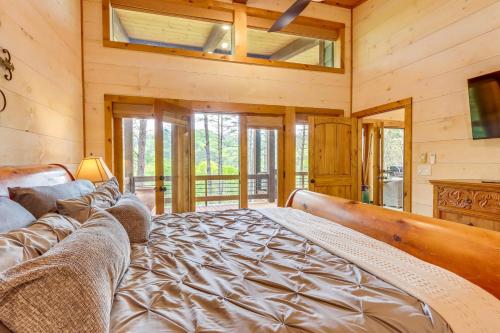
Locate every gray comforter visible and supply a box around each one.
[110,209,452,332]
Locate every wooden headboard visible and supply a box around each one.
[287,189,500,298]
[0,164,74,197]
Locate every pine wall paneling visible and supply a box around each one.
[0,0,83,169]
[352,0,500,216]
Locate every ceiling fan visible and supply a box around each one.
[268,0,325,32]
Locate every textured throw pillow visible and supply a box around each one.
[56,178,121,223]
[0,214,80,273]
[106,193,151,243]
[8,180,95,219]
[0,197,36,233]
[0,209,130,333]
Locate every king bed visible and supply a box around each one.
[0,164,499,333]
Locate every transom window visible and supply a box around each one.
[104,0,345,73]
[247,28,338,68]
[111,8,233,55]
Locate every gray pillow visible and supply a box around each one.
[56,178,121,223]
[106,193,151,243]
[57,192,113,224]
[8,180,96,219]
[0,198,36,233]
[0,209,130,333]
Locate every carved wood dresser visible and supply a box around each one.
[430,179,500,232]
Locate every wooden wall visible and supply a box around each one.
[352,0,500,216]
[82,0,351,157]
[0,0,83,169]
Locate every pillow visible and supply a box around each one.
[57,191,113,223]
[0,197,36,233]
[0,209,130,333]
[8,180,96,219]
[56,179,121,223]
[96,177,121,203]
[106,193,151,243]
[0,213,80,273]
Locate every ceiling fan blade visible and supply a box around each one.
[268,0,312,33]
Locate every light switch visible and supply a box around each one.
[417,164,432,176]
[429,153,436,165]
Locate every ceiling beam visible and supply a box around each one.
[270,38,319,61]
[203,24,229,53]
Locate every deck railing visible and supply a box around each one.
[128,171,308,207]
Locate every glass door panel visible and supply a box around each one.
[122,118,157,213]
[247,128,278,208]
[295,124,309,189]
[120,114,186,215]
[161,121,173,213]
[194,113,240,211]
[382,128,404,210]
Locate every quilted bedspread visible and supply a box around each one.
[110,209,451,333]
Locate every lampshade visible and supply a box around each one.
[75,157,113,183]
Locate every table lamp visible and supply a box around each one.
[75,156,113,184]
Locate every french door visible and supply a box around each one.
[114,103,289,213]
[240,116,284,208]
[113,101,192,215]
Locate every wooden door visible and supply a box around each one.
[308,116,357,200]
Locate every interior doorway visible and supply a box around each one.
[353,98,412,212]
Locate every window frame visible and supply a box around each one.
[103,0,346,73]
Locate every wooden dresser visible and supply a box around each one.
[430,179,500,232]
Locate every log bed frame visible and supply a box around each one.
[0,165,499,299]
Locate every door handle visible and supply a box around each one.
[158,186,167,192]
[310,179,316,184]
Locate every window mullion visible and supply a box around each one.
[233,4,248,60]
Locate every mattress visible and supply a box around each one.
[110,209,451,332]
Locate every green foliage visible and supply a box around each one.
[128,115,309,182]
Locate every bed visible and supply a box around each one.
[0,164,499,333]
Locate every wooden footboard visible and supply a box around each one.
[287,189,500,298]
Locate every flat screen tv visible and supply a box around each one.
[468,70,500,140]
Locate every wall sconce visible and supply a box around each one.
[0,47,14,112]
